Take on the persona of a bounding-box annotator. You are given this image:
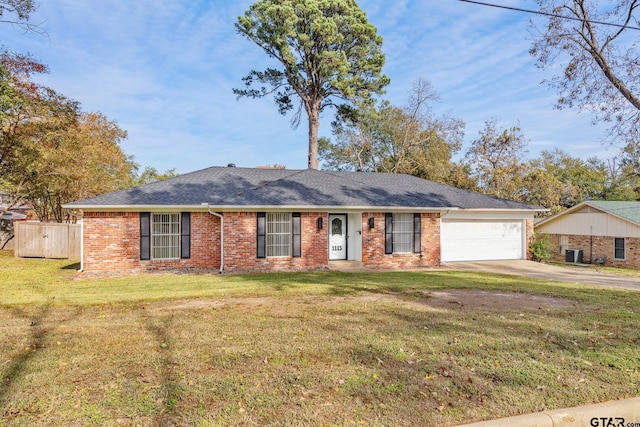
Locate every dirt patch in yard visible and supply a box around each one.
[418,289,575,311]
[153,297,273,311]
[153,291,574,313]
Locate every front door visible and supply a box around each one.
[329,214,347,260]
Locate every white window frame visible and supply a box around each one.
[559,235,569,256]
[614,237,626,261]
[266,212,291,257]
[393,213,413,254]
[151,213,181,260]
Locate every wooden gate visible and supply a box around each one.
[14,222,81,259]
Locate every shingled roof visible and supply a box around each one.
[584,201,640,225]
[63,166,540,211]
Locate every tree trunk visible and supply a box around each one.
[307,107,320,170]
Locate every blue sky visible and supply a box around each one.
[0,0,618,173]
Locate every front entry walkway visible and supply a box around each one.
[328,260,369,272]
[445,260,640,291]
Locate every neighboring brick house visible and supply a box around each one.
[536,201,640,269]
[63,166,540,275]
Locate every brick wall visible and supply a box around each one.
[82,210,444,275]
[83,212,220,274]
[361,212,441,269]
[83,211,328,274]
[544,233,640,269]
[223,212,328,273]
[526,219,534,260]
[84,212,139,273]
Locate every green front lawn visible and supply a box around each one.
[1,251,639,426]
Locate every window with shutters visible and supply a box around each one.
[266,212,291,257]
[385,212,421,255]
[392,213,413,253]
[152,213,180,259]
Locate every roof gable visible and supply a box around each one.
[537,201,640,228]
[63,166,540,211]
[585,201,640,225]
[535,201,640,238]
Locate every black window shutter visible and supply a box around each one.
[181,212,191,259]
[257,212,266,258]
[292,212,301,257]
[140,212,151,260]
[413,213,421,254]
[385,213,393,254]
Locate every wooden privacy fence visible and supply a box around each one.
[14,222,81,259]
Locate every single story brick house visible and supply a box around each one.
[63,166,541,274]
[535,200,640,269]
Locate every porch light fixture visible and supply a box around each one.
[368,217,375,229]
[317,217,323,230]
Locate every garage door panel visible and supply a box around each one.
[442,220,523,262]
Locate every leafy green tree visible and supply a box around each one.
[464,119,528,200]
[133,166,179,186]
[586,156,639,201]
[0,52,78,214]
[234,0,389,169]
[528,149,602,207]
[320,79,467,186]
[0,53,137,221]
[23,112,134,222]
[620,141,640,196]
[319,100,380,172]
[519,168,567,215]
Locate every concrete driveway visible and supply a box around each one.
[446,260,640,291]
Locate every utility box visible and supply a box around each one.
[565,249,583,263]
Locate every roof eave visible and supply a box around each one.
[62,204,464,212]
[459,208,547,213]
[62,204,542,213]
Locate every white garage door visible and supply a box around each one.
[441,220,524,262]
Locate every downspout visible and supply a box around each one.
[206,205,224,273]
[67,210,84,273]
[439,210,450,266]
[589,225,593,264]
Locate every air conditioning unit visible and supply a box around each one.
[565,249,583,263]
